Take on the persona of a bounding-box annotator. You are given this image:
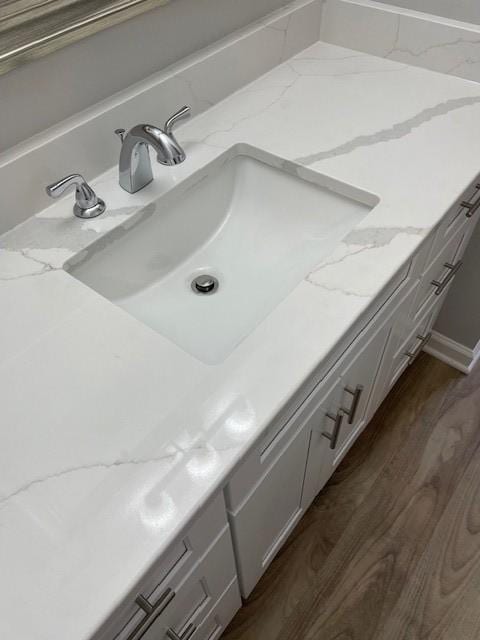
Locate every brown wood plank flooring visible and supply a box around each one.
[222,354,480,640]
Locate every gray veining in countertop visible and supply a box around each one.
[1,38,480,640]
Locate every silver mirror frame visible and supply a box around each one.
[0,0,170,76]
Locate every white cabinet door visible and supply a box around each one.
[301,376,344,509]
[335,324,390,463]
[302,322,390,510]
[227,423,311,597]
[365,283,420,421]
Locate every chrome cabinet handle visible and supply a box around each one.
[164,105,191,135]
[166,623,197,640]
[342,385,364,425]
[461,183,480,218]
[322,410,344,450]
[46,173,106,219]
[125,588,176,640]
[431,260,463,295]
[404,332,432,365]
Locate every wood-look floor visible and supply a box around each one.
[222,353,480,640]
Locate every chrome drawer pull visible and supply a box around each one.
[461,183,480,218]
[342,385,364,425]
[431,260,462,296]
[127,588,176,640]
[166,623,197,640]
[404,332,432,365]
[322,410,344,450]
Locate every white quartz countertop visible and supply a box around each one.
[2,41,480,640]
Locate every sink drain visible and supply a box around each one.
[191,274,219,295]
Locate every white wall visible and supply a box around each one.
[0,0,291,152]
[381,0,480,25]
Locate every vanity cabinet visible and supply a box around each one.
[376,204,477,403]
[226,282,397,597]
[96,494,241,640]
[98,180,479,632]
[225,177,480,599]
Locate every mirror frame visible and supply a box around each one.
[0,0,170,76]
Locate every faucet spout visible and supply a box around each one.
[117,106,191,194]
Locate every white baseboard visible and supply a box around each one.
[424,331,480,374]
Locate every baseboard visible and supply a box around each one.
[424,331,480,374]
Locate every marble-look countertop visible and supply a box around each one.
[2,41,480,640]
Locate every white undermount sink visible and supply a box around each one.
[68,149,377,363]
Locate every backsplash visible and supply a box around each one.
[0,0,322,235]
[321,0,480,82]
[380,0,480,25]
[320,0,480,356]
[0,0,306,151]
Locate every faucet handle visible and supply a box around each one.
[164,105,191,135]
[46,174,106,219]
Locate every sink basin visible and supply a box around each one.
[68,149,377,364]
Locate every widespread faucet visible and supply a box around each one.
[115,105,191,194]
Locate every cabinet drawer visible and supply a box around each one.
[192,578,241,640]
[427,180,480,268]
[413,223,469,321]
[97,494,229,640]
[227,423,311,596]
[120,526,237,640]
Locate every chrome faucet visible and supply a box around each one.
[115,105,191,194]
[46,173,106,218]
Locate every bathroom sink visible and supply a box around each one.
[68,150,377,363]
